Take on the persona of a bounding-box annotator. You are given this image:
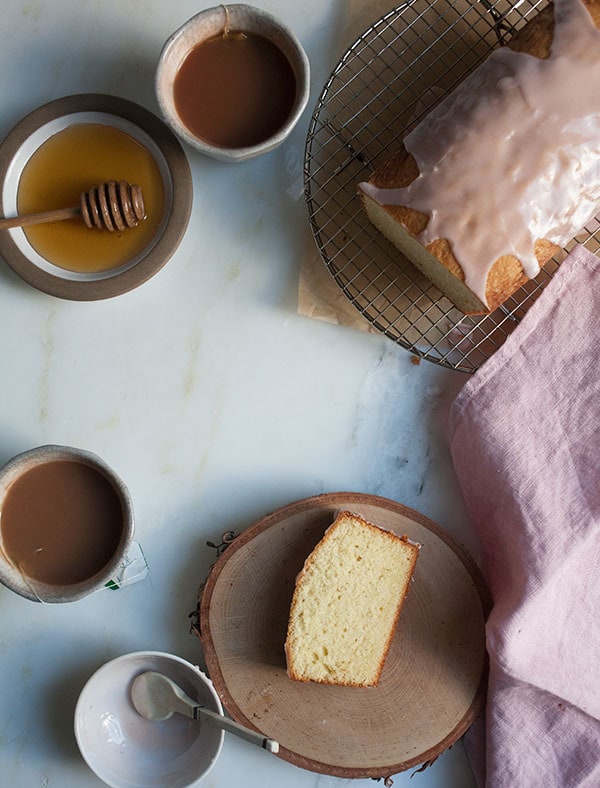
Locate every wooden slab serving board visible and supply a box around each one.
[198,492,490,778]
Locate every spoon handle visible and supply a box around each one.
[194,705,279,753]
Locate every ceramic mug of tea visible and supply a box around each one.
[0,444,134,603]
[156,4,310,162]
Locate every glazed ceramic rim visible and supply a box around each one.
[0,94,193,300]
[74,651,225,788]
[156,4,310,162]
[0,444,134,603]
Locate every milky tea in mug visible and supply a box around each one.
[0,446,133,602]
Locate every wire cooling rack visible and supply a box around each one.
[304,0,600,373]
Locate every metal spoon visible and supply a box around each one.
[131,670,279,754]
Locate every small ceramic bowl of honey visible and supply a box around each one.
[0,94,193,300]
[156,4,310,162]
[0,444,134,603]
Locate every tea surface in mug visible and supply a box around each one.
[0,459,124,585]
[173,31,296,148]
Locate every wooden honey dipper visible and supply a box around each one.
[0,180,145,232]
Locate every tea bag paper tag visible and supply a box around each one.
[104,541,148,591]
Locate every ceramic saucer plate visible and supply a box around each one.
[0,93,192,300]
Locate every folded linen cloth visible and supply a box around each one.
[448,245,600,787]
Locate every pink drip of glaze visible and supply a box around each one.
[360,0,600,307]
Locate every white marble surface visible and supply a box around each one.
[0,1,480,786]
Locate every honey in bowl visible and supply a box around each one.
[17,123,165,273]
[0,459,124,587]
[173,30,296,149]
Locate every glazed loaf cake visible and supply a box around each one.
[284,511,419,687]
[359,0,600,314]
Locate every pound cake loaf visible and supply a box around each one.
[284,511,419,687]
[359,0,600,314]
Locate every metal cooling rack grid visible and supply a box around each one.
[304,0,600,373]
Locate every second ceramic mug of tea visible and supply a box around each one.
[156,4,310,162]
[0,445,134,603]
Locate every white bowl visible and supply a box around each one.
[75,652,224,788]
[156,4,310,162]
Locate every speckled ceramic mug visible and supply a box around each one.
[156,4,310,162]
[0,444,134,603]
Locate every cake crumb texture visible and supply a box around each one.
[285,511,419,687]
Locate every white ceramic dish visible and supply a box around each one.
[0,94,192,300]
[74,651,224,788]
[156,4,310,162]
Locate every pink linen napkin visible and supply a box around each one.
[448,245,600,788]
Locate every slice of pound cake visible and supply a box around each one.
[285,511,419,687]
